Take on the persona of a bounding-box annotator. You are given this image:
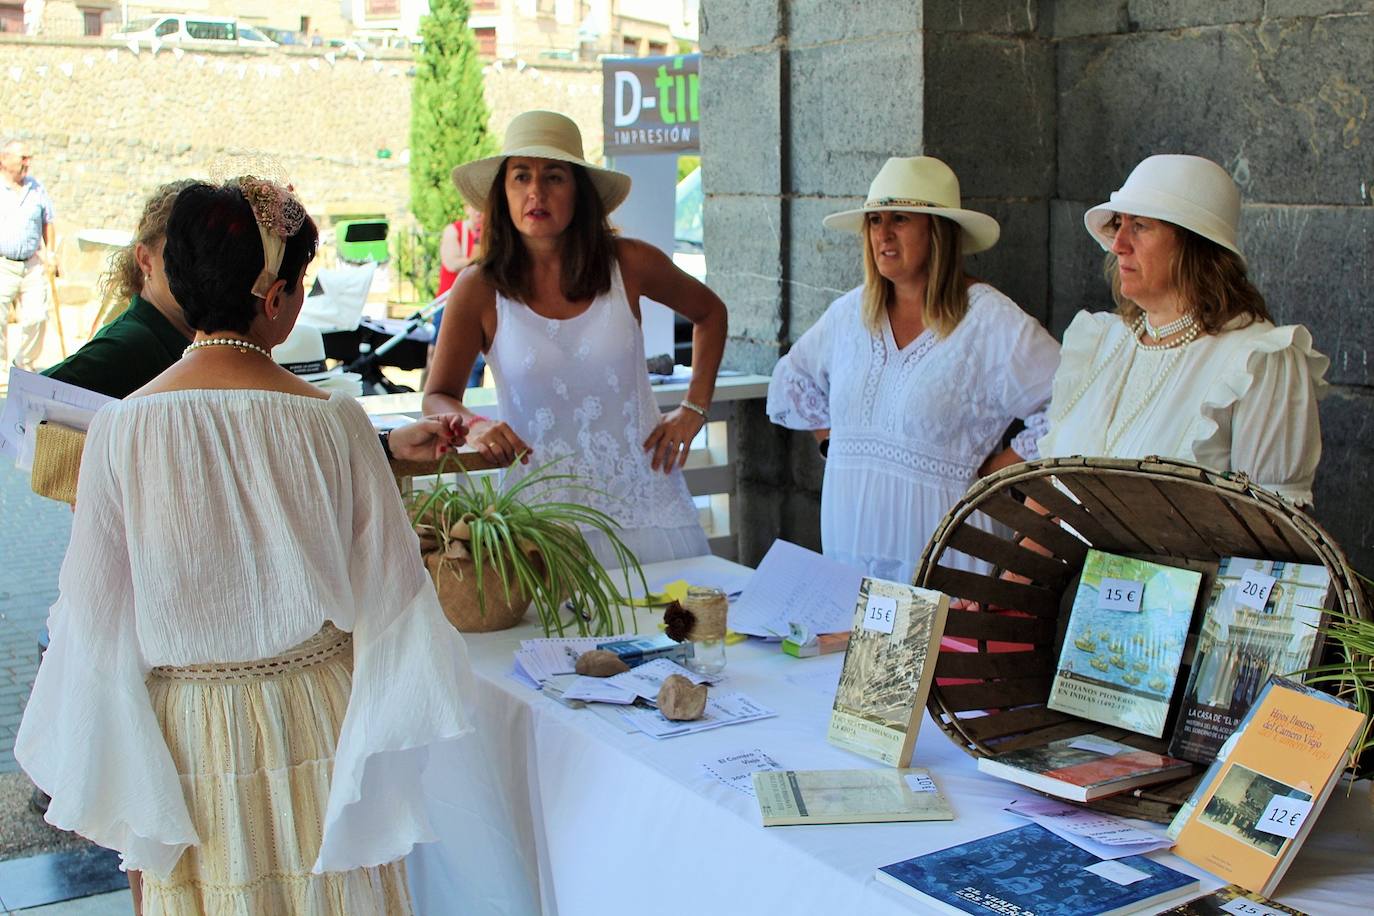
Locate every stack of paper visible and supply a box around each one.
[616,692,776,739]
[512,635,630,688]
[560,659,719,706]
[729,540,864,638]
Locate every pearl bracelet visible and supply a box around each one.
[680,399,709,420]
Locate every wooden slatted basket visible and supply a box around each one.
[914,455,1368,822]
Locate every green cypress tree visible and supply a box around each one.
[409,0,493,298]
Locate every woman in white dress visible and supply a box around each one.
[1039,154,1327,504]
[767,156,1061,582]
[424,110,728,566]
[16,179,476,915]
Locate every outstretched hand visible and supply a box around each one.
[388,414,467,461]
[467,417,532,466]
[642,406,706,474]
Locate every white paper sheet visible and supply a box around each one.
[1004,798,1173,859]
[560,676,638,705]
[0,367,115,469]
[617,691,776,739]
[647,557,753,600]
[700,748,784,797]
[513,635,632,685]
[729,540,864,638]
[605,658,718,703]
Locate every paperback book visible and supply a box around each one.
[752,767,953,826]
[1047,549,1204,737]
[977,734,1192,802]
[1157,884,1307,915]
[827,577,949,767]
[1170,558,1331,764]
[875,823,1198,916]
[1168,676,1364,897]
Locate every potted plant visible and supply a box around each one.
[408,458,646,636]
[1301,580,1374,775]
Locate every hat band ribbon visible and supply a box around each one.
[864,197,944,209]
[280,358,327,376]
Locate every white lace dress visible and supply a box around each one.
[15,390,476,884]
[486,263,709,566]
[1039,311,1329,505]
[767,283,1061,582]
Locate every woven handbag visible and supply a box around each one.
[29,420,86,506]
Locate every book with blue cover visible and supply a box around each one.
[875,823,1199,916]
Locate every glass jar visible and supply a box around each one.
[682,585,728,676]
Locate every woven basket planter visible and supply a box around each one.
[914,455,1368,823]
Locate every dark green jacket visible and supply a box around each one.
[42,295,189,398]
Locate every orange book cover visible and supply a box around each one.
[1172,678,1365,896]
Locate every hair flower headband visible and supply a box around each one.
[238,175,307,298]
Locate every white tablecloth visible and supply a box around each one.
[408,556,1372,916]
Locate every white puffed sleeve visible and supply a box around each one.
[1194,324,1329,506]
[988,292,1061,461]
[14,410,198,879]
[313,399,477,873]
[766,290,852,429]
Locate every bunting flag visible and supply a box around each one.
[125,39,140,55]
[105,48,120,62]
[324,51,337,65]
[150,37,163,54]
[59,62,74,78]
[172,47,185,61]
[290,62,301,74]
[309,58,322,71]
[8,67,21,83]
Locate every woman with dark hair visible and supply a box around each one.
[424,110,728,566]
[16,178,476,914]
[1040,154,1327,504]
[766,157,1060,581]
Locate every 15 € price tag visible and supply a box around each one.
[1097,577,1143,612]
[1221,898,1290,916]
[1254,795,1313,839]
[1236,569,1278,612]
[862,594,898,634]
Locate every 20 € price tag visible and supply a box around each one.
[1221,898,1290,916]
[862,594,898,634]
[1254,794,1313,839]
[1097,577,1143,612]
[1236,569,1278,612]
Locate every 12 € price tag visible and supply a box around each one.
[903,773,938,793]
[1236,569,1278,612]
[1254,795,1313,839]
[1097,577,1143,613]
[862,594,898,634]
[1220,898,1290,916]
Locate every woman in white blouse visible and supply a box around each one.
[767,156,1061,581]
[1039,154,1327,504]
[16,180,475,915]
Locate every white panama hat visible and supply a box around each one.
[272,321,336,382]
[823,156,1000,254]
[451,110,631,213]
[1083,154,1244,264]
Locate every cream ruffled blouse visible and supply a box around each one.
[1039,311,1329,505]
[15,390,476,879]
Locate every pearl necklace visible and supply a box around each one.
[183,337,273,360]
[1141,311,1197,345]
[1051,316,1200,430]
[1102,318,1202,453]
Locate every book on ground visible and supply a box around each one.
[827,577,949,766]
[978,734,1193,802]
[1156,883,1308,915]
[1047,549,1205,738]
[751,767,953,826]
[1168,676,1364,898]
[875,822,1199,915]
[1170,558,1331,764]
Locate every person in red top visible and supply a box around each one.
[431,211,484,386]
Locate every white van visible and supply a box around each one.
[112,15,278,48]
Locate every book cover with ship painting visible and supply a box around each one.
[1157,884,1308,915]
[827,577,949,767]
[1169,676,1364,898]
[1047,549,1204,737]
[876,823,1198,916]
[1170,558,1331,764]
[977,734,1192,802]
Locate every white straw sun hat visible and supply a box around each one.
[1083,154,1244,263]
[822,156,1000,254]
[451,110,631,213]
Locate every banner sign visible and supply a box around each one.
[603,54,700,155]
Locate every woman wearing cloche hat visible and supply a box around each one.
[1038,154,1329,505]
[766,156,1061,582]
[424,110,728,565]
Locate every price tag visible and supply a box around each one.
[862,594,898,634]
[1084,860,1149,885]
[1254,795,1313,839]
[1236,569,1278,612]
[1096,577,1143,612]
[903,774,938,793]
[1221,898,1289,916]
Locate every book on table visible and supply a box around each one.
[1168,675,1364,898]
[1169,557,1331,765]
[1046,549,1205,738]
[1155,883,1308,915]
[977,733,1193,802]
[751,767,953,826]
[875,822,1199,915]
[826,577,949,767]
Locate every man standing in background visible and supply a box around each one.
[0,139,56,371]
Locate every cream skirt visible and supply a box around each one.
[142,625,412,916]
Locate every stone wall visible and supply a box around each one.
[702,0,1374,571]
[0,36,602,244]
